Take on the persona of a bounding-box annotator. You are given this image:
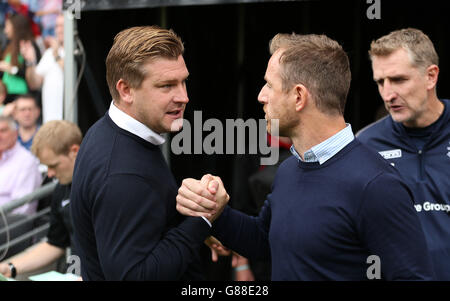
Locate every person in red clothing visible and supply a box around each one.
[6,0,41,38]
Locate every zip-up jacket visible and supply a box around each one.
[357,99,450,280]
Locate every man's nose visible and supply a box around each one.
[380,81,397,103]
[173,85,189,104]
[258,86,268,104]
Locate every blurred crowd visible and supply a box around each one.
[0,0,63,261]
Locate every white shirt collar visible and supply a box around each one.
[108,101,165,145]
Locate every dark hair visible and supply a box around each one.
[15,93,38,106]
[3,13,34,66]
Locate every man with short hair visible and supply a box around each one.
[0,120,81,279]
[357,28,450,280]
[176,33,434,280]
[70,26,210,280]
[0,115,41,215]
[13,94,41,150]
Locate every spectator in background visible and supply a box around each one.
[0,120,81,280]
[35,0,62,40]
[13,94,40,150]
[0,13,40,103]
[0,115,41,215]
[357,28,450,280]
[6,0,40,37]
[20,1,40,21]
[20,13,62,123]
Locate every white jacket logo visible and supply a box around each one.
[379,149,402,159]
[447,142,450,158]
[415,202,450,213]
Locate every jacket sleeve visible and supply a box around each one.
[212,197,272,261]
[357,172,435,280]
[92,174,210,280]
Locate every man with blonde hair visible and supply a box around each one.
[357,28,450,280]
[0,120,81,279]
[175,33,434,280]
[70,26,209,280]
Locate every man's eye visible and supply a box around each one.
[159,84,173,89]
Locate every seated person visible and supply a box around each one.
[0,120,82,279]
[0,115,41,215]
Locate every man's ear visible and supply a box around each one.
[294,84,308,112]
[68,144,80,159]
[426,64,439,90]
[115,79,133,104]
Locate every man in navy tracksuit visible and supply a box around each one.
[357,28,450,280]
[175,33,434,280]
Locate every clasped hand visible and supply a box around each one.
[176,174,229,223]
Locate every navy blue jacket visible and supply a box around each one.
[358,99,450,280]
[70,114,210,280]
[213,140,434,280]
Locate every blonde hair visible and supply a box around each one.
[106,25,184,101]
[369,28,439,70]
[269,33,351,115]
[31,120,82,157]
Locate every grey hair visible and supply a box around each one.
[0,116,18,131]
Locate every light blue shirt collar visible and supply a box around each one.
[290,124,355,164]
[108,101,165,146]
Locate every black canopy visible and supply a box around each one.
[64,0,303,11]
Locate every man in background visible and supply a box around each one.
[13,94,41,150]
[0,115,41,215]
[357,28,450,280]
[0,120,81,279]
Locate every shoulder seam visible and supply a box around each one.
[356,115,390,137]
